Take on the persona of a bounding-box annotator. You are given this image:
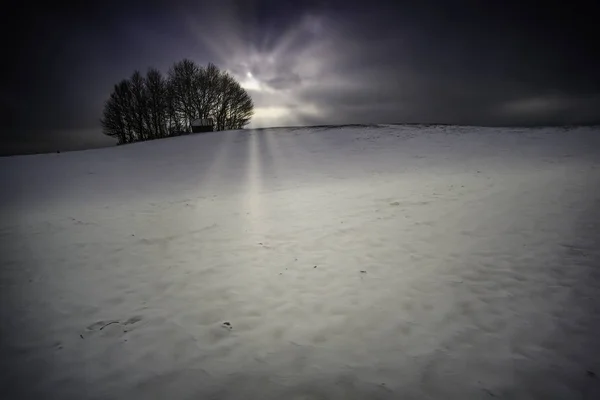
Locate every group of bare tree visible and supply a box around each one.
[101,59,254,145]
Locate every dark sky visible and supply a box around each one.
[2,0,599,155]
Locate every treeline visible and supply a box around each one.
[101,59,254,144]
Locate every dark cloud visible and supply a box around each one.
[264,74,303,90]
[2,0,599,155]
[216,0,600,127]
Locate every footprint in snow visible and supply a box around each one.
[221,321,233,330]
[123,315,143,325]
[86,320,120,331]
[84,315,143,335]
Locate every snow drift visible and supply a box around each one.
[1,124,600,399]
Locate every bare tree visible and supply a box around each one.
[226,79,254,129]
[102,59,254,144]
[101,79,135,144]
[165,79,183,135]
[212,72,254,130]
[145,68,167,139]
[168,59,200,131]
[129,71,149,141]
[100,90,125,144]
[115,80,135,144]
[194,63,221,120]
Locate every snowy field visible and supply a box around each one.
[1,124,600,399]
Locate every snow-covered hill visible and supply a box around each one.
[2,124,600,399]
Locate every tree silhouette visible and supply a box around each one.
[100,79,134,145]
[168,59,199,130]
[145,68,167,139]
[129,71,148,141]
[101,59,254,143]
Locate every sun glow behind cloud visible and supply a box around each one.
[240,72,269,93]
[183,3,344,128]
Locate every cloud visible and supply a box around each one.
[190,0,599,128]
[501,96,571,116]
[3,0,600,154]
[264,73,302,90]
[497,94,600,125]
[0,128,115,156]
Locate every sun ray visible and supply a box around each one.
[190,130,236,197]
[243,129,266,235]
[185,7,336,129]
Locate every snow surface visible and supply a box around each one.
[1,124,600,399]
